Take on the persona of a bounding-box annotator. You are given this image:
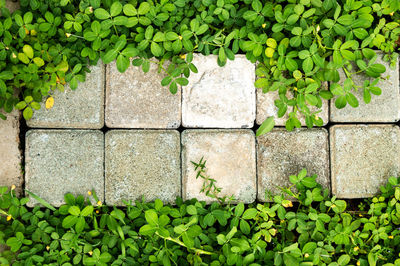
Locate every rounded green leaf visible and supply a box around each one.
[138,2,150,15]
[23,107,33,120]
[110,1,123,16]
[94,8,110,20]
[123,4,137,16]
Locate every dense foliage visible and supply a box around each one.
[1,166,400,265]
[0,0,399,133]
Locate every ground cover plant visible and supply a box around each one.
[0,0,399,134]
[1,160,400,265]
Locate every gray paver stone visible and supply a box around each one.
[330,125,400,198]
[256,85,329,126]
[25,130,104,207]
[105,130,181,205]
[182,129,256,203]
[182,54,256,128]
[106,61,181,128]
[257,128,329,201]
[27,63,105,129]
[0,111,22,195]
[330,54,400,122]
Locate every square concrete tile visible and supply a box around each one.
[182,129,256,203]
[27,63,105,129]
[182,55,256,128]
[330,125,400,198]
[257,128,330,201]
[105,130,180,205]
[25,130,104,206]
[330,54,400,122]
[105,61,181,128]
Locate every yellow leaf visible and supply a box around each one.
[265,47,275,58]
[46,96,54,109]
[266,38,277,48]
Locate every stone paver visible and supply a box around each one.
[182,129,256,203]
[0,111,22,195]
[182,55,256,128]
[256,86,329,126]
[105,130,180,205]
[106,61,181,128]
[257,128,329,201]
[25,130,104,207]
[27,64,105,129]
[330,125,400,198]
[330,55,400,122]
[6,0,19,12]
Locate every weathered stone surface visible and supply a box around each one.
[0,111,22,195]
[106,61,181,128]
[256,87,329,126]
[6,0,19,12]
[105,130,180,205]
[25,130,104,207]
[182,129,256,203]
[257,128,329,201]
[330,55,400,122]
[330,125,400,198]
[182,55,256,128]
[27,64,104,129]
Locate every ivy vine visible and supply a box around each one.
[0,0,399,133]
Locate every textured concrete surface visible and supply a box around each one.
[256,85,329,126]
[330,125,400,198]
[105,130,180,205]
[25,130,104,207]
[5,0,19,12]
[330,55,400,122]
[182,129,256,203]
[27,64,105,129]
[257,128,329,201]
[0,111,22,195]
[182,55,256,128]
[105,61,181,128]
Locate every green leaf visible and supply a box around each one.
[110,1,122,16]
[81,205,93,216]
[123,4,137,16]
[305,94,318,106]
[94,8,110,20]
[24,189,55,210]
[139,224,156,235]
[102,49,118,64]
[138,2,150,15]
[62,215,78,228]
[68,206,81,216]
[75,216,85,233]
[335,95,347,109]
[33,57,45,67]
[23,107,33,120]
[15,101,27,110]
[256,116,275,136]
[346,93,359,107]
[145,210,158,226]
[150,42,162,57]
[338,254,350,265]
[242,208,258,219]
[18,53,29,64]
[116,54,130,73]
[303,57,313,73]
[330,83,344,95]
[169,81,178,94]
[175,77,188,86]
